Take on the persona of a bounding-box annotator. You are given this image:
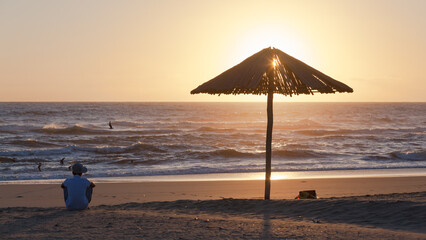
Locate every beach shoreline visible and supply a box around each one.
[1,175,425,239]
[1,175,425,208]
[1,167,425,185]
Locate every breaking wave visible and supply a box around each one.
[363,150,426,162]
[39,124,107,135]
[0,142,165,157]
[273,149,332,158]
[391,150,426,161]
[187,149,257,159]
[296,127,425,137]
[79,142,165,154]
[186,149,335,160]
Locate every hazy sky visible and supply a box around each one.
[1,0,425,102]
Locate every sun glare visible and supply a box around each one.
[272,58,277,67]
[271,174,287,180]
[234,24,310,64]
[255,173,287,180]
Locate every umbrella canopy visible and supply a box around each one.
[191,47,353,199]
[191,47,352,95]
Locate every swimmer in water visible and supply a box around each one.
[37,163,42,171]
[109,121,113,129]
[60,157,65,165]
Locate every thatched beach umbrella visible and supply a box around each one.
[191,47,353,200]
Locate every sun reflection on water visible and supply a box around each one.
[253,172,288,180]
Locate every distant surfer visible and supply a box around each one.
[109,121,113,129]
[37,163,42,172]
[60,157,65,165]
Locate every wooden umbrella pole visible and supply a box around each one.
[265,66,274,200]
[264,90,273,200]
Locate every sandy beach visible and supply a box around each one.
[1,176,425,239]
[2,0,426,238]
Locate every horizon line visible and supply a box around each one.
[0,101,425,103]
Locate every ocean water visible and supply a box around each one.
[0,102,425,181]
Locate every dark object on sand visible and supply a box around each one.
[191,47,353,200]
[295,190,317,199]
[60,158,65,165]
[37,163,42,172]
[109,121,113,129]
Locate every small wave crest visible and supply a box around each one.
[187,148,331,160]
[297,127,425,137]
[391,150,426,161]
[0,124,31,134]
[210,149,255,158]
[188,149,257,159]
[273,149,331,158]
[0,157,16,163]
[10,139,59,148]
[363,150,426,162]
[376,117,394,123]
[113,120,143,128]
[80,142,165,154]
[295,129,355,136]
[112,159,168,165]
[0,146,74,157]
[0,142,165,157]
[195,127,236,132]
[39,123,107,135]
[275,119,323,130]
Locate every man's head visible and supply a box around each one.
[71,163,87,176]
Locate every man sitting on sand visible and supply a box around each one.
[61,163,95,210]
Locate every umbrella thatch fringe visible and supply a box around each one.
[191,47,353,96]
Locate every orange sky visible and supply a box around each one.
[0,0,425,102]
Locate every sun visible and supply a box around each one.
[272,58,278,67]
[233,24,310,65]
